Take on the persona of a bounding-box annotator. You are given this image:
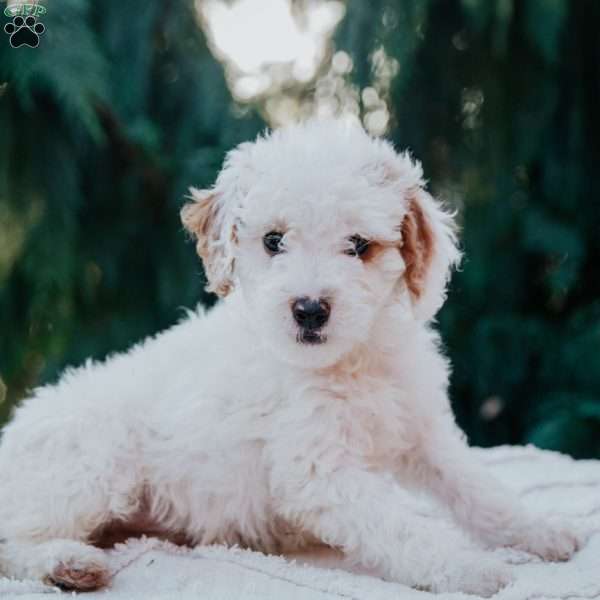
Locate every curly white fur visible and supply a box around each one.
[0,119,581,595]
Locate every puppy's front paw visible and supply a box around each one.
[516,519,583,562]
[45,560,110,592]
[42,543,110,591]
[430,555,513,597]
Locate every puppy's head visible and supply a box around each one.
[182,120,460,368]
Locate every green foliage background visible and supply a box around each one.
[1,0,598,456]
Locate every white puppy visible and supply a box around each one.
[0,120,580,595]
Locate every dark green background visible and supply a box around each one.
[1,0,599,456]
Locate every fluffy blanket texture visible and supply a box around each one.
[2,445,599,600]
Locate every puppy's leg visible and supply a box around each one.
[0,464,125,592]
[0,404,138,589]
[415,416,582,560]
[1,539,110,591]
[0,490,116,592]
[271,463,512,596]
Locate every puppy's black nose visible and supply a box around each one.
[292,297,330,330]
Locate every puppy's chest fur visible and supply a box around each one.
[273,363,419,470]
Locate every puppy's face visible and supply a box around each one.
[182,121,460,368]
[232,178,409,368]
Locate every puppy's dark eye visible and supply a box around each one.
[345,235,370,258]
[263,231,284,255]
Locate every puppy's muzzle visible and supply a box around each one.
[291,297,330,344]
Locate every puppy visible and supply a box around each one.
[0,120,580,595]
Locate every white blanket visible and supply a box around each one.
[2,445,599,600]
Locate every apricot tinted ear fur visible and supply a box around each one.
[400,197,435,300]
[398,186,461,320]
[181,188,235,297]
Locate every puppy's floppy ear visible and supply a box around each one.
[399,182,461,320]
[181,187,235,297]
